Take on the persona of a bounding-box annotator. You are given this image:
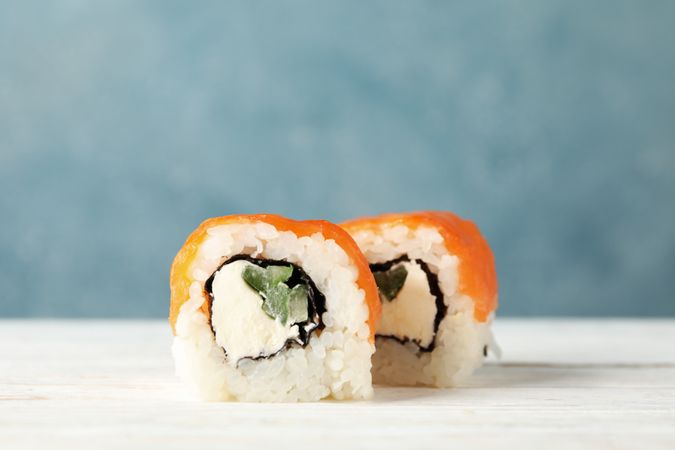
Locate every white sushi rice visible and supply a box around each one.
[349,225,497,387]
[172,222,374,401]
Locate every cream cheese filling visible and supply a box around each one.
[377,261,437,348]
[210,260,300,366]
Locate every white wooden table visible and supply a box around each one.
[1,319,674,449]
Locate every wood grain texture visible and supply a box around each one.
[1,319,674,449]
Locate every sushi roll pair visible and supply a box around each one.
[169,212,497,401]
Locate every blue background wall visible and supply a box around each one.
[2,1,674,317]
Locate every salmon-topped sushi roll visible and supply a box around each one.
[341,211,498,387]
[170,214,380,401]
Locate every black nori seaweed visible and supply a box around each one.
[370,255,448,353]
[204,254,326,365]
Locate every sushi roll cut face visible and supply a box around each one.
[342,211,498,387]
[170,215,380,402]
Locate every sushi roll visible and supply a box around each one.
[169,214,380,401]
[341,211,498,387]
